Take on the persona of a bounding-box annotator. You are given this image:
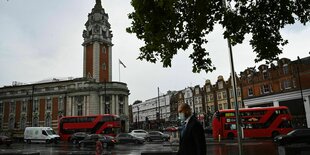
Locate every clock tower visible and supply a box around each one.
[82,0,112,82]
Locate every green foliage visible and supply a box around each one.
[127,0,310,73]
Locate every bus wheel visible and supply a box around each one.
[227,133,234,140]
[272,131,279,138]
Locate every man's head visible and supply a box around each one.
[178,103,192,120]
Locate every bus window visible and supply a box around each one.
[278,120,292,128]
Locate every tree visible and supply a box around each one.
[127,0,310,73]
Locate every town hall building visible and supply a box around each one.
[0,0,130,133]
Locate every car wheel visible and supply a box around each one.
[73,139,77,145]
[272,131,279,138]
[6,143,11,147]
[46,139,51,144]
[26,139,31,144]
[135,140,139,144]
[54,140,58,144]
[146,138,151,142]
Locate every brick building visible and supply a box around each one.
[0,0,130,133]
[240,56,310,128]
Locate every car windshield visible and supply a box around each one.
[46,130,56,135]
[287,130,298,135]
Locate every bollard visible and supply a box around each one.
[218,134,221,143]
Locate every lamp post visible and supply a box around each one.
[137,106,140,129]
[297,56,305,103]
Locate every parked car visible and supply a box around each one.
[129,129,148,139]
[274,128,310,146]
[115,133,145,144]
[145,131,170,142]
[69,132,88,144]
[164,126,178,132]
[78,134,116,148]
[0,135,13,146]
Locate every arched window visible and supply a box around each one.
[45,115,51,127]
[9,116,15,130]
[77,104,83,116]
[20,116,26,129]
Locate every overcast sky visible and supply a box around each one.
[1,0,309,104]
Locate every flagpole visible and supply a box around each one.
[119,59,121,82]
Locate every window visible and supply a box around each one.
[206,86,211,92]
[209,94,213,101]
[102,46,106,54]
[9,116,15,130]
[219,104,223,110]
[45,115,51,127]
[77,104,83,116]
[22,101,27,113]
[119,103,124,114]
[222,91,227,99]
[262,84,270,94]
[33,100,39,112]
[283,80,291,89]
[58,97,64,112]
[46,98,52,111]
[210,105,215,112]
[247,75,252,83]
[217,92,222,100]
[283,64,289,74]
[10,102,16,113]
[0,103,3,114]
[20,116,26,129]
[218,82,223,89]
[224,103,228,109]
[237,89,241,97]
[263,70,268,79]
[248,87,253,96]
[102,63,106,70]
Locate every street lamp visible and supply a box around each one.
[137,106,140,129]
[297,56,305,103]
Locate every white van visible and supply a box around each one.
[24,127,60,144]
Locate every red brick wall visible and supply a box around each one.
[85,44,93,78]
[39,99,45,121]
[52,97,58,120]
[99,44,109,82]
[3,102,9,124]
[15,101,21,122]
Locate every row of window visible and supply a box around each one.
[246,65,291,84]
[1,115,52,130]
[0,98,64,115]
[247,79,296,96]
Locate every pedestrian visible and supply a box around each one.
[96,140,103,155]
[177,103,206,155]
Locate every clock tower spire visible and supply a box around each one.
[82,0,113,82]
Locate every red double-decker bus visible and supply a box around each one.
[58,114,121,141]
[212,106,293,139]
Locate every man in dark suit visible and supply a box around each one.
[177,103,206,155]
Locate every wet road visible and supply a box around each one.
[0,140,280,155]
